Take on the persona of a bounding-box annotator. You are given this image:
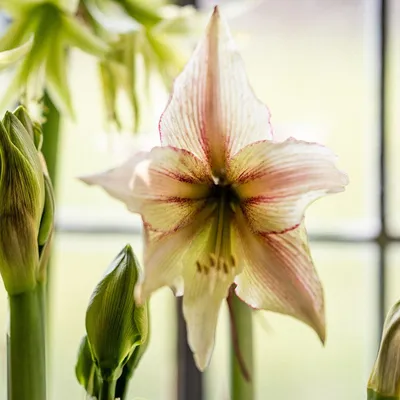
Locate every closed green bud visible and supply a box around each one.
[86,245,149,384]
[368,301,400,399]
[0,108,46,294]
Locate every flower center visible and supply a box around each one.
[195,183,239,281]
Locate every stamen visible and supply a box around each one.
[223,261,229,274]
[209,253,217,267]
[196,261,202,273]
[193,185,240,282]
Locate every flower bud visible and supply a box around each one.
[0,108,46,294]
[85,245,149,383]
[368,300,400,399]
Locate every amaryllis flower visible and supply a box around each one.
[82,7,348,370]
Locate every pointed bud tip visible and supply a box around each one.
[123,243,133,253]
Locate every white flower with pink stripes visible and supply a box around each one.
[82,7,348,370]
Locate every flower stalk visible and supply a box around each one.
[8,288,46,400]
[99,379,117,400]
[228,287,254,400]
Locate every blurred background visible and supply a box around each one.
[0,0,399,399]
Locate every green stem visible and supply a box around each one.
[40,92,60,341]
[41,92,61,186]
[227,287,254,400]
[99,379,117,400]
[8,288,46,400]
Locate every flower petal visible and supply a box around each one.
[0,37,33,71]
[62,12,109,58]
[45,33,74,117]
[140,207,237,370]
[229,139,348,233]
[159,6,272,173]
[81,147,212,232]
[180,213,237,370]
[183,268,232,371]
[234,216,325,342]
[138,205,216,301]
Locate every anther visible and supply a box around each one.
[196,261,202,273]
[209,253,217,267]
[230,255,237,268]
[223,261,229,274]
[203,265,210,275]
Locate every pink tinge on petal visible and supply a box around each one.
[81,146,213,233]
[228,139,348,233]
[159,7,272,174]
[234,216,325,342]
[132,147,213,232]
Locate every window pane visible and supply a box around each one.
[387,0,400,234]
[206,243,379,400]
[199,0,379,235]
[49,233,177,400]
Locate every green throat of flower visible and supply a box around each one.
[196,182,239,281]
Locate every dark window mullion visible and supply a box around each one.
[378,0,388,333]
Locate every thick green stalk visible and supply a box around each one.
[41,92,61,185]
[228,288,254,400]
[99,380,117,400]
[8,288,46,400]
[40,93,60,338]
